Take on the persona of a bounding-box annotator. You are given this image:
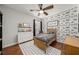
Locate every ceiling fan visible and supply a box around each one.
[30,4,54,16]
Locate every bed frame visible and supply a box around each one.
[34,28,57,52]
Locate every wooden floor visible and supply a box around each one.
[50,41,79,55]
[2,44,23,55]
[2,41,79,55]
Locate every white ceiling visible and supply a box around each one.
[3,4,77,18]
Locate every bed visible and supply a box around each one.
[34,28,57,52]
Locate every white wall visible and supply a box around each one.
[0,5,36,48]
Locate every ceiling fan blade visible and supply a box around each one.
[44,11,48,15]
[30,9,39,11]
[43,5,53,10]
[30,10,35,11]
[38,4,43,10]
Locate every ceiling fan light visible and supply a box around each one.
[39,10,43,13]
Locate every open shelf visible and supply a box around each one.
[18,23,32,32]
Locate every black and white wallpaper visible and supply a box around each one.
[45,7,78,43]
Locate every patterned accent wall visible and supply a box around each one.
[49,7,78,43]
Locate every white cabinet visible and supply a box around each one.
[18,32,33,43]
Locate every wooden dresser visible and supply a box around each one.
[64,36,79,55]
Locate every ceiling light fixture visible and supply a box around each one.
[39,10,43,13]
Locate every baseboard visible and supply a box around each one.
[3,42,18,48]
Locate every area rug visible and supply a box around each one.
[19,40,61,55]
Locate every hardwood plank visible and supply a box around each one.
[2,41,79,55]
[2,44,23,55]
[50,41,79,55]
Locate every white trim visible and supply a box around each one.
[3,42,18,48]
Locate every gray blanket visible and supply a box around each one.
[35,33,55,43]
